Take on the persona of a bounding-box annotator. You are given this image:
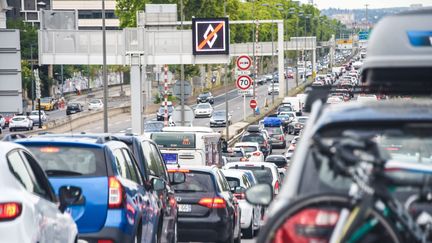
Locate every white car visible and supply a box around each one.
[225,161,281,195]
[222,169,262,239]
[267,85,280,95]
[9,116,33,132]
[28,110,47,125]
[88,99,104,110]
[233,142,264,162]
[194,103,213,118]
[357,94,378,103]
[0,142,81,243]
[0,115,5,128]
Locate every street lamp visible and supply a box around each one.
[261,3,276,104]
[304,14,311,82]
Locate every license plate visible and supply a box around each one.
[179,204,191,212]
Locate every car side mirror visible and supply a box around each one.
[245,184,273,206]
[233,186,246,194]
[58,186,83,213]
[169,172,186,185]
[152,178,166,191]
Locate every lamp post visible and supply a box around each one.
[261,3,275,104]
[304,14,311,82]
[296,11,303,86]
[30,44,35,110]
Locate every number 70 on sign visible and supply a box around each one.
[236,75,252,90]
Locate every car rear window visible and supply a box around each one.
[235,146,257,153]
[241,134,264,144]
[231,166,273,185]
[225,177,240,189]
[26,145,107,177]
[265,127,283,135]
[12,117,25,121]
[171,171,215,193]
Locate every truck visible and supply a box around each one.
[282,97,302,116]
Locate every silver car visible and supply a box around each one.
[0,142,81,243]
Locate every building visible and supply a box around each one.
[6,0,50,26]
[330,13,355,27]
[52,0,119,29]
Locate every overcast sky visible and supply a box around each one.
[305,0,432,9]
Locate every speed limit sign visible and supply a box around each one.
[236,75,252,90]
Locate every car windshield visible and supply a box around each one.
[232,166,273,185]
[26,145,106,177]
[90,100,100,104]
[144,122,164,132]
[199,93,210,97]
[158,106,174,113]
[298,118,308,123]
[225,177,240,189]
[213,111,225,117]
[278,106,292,112]
[235,146,257,153]
[30,111,39,115]
[171,171,215,193]
[12,117,25,121]
[68,103,80,108]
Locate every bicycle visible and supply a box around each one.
[258,132,432,243]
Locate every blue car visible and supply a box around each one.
[16,135,160,243]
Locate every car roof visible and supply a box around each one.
[222,169,248,178]
[167,165,218,173]
[226,161,278,170]
[15,134,125,149]
[0,141,27,157]
[314,99,432,133]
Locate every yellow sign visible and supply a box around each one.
[336,39,353,44]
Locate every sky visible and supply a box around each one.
[304,0,432,9]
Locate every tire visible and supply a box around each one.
[242,214,254,239]
[257,194,402,243]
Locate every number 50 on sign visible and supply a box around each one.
[236,75,252,90]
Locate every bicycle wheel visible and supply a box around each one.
[257,193,402,243]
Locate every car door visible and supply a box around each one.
[7,150,74,243]
[20,150,77,243]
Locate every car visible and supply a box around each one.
[88,99,104,110]
[28,110,47,125]
[267,84,280,95]
[3,114,14,127]
[110,134,181,243]
[277,104,294,114]
[356,94,378,102]
[210,110,232,127]
[277,112,296,132]
[66,102,84,115]
[263,125,286,149]
[239,130,271,158]
[222,169,262,239]
[287,116,308,135]
[16,135,159,243]
[222,147,247,163]
[194,103,213,118]
[265,155,289,169]
[197,92,214,104]
[233,142,264,162]
[0,115,5,128]
[0,141,81,243]
[144,120,165,132]
[167,166,241,243]
[225,162,281,196]
[36,97,57,111]
[9,116,33,132]
[326,95,344,104]
[156,105,174,121]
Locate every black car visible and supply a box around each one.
[197,92,214,104]
[66,102,84,115]
[168,166,241,243]
[112,134,179,243]
[240,130,272,157]
[156,106,174,121]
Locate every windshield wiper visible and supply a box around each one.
[45,170,83,176]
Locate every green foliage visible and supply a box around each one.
[7,19,38,60]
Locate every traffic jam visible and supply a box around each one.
[1,6,432,243]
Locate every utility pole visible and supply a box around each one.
[30,44,35,110]
[180,0,185,126]
[365,4,369,31]
[252,0,256,104]
[224,1,229,139]
[102,0,108,132]
[296,12,303,87]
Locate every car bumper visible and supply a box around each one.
[195,113,211,118]
[78,227,133,243]
[239,201,254,229]
[270,141,286,148]
[210,121,227,127]
[178,214,231,242]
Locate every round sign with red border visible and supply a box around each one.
[250,99,257,109]
[236,55,252,71]
[236,75,252,90]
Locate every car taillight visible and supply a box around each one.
[198,197,226,209]
[108,177,123,208]
[280,135,285,141]
[272,208,339,243]
[234,193,245,200]
[274,181,280,195]
[288,145,295,151]
[0,202,21,221]
[252,151,261,156]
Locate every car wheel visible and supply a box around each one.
[242,214,254,239]
[9,128,13,132]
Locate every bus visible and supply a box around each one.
[150,126,222,167]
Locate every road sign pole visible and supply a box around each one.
[180,0,185,126]
[102,0,108,133]
[164,65,169,127]
[243,95,246,121]
[224,6,229,140]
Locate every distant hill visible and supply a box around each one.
[321,7,409,25]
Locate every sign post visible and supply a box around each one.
[249,99,257,109]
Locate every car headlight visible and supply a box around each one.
[210,118,215,122]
